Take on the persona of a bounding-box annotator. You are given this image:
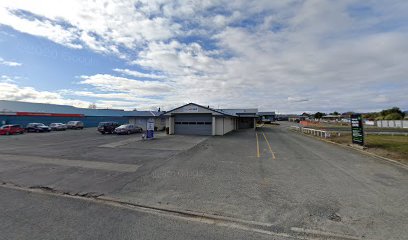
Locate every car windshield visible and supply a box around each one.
[117,125,128,128]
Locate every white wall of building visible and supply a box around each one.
[215,117,235,135]
[224,117,235,134]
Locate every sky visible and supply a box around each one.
[0,0,407,113]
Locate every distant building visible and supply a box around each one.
[0,100,165,130]
[257,112,276,123]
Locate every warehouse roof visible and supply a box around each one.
[258,112,276,115]
[0,100,160,117]
[163,103,236,117]
[218,109,258,117]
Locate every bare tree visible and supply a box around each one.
[88,103,97,109]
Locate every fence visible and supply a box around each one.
[290,126,335,138]
[376,120,408,128]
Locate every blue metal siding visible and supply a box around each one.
[0,100,161,117]
[0,116,132,128]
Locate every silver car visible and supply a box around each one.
[50,123,67,131]
[114,124,142,135]
[66,121,84,130]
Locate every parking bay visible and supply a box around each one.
[0,129,208,195]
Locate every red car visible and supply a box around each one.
[0,125,25,135]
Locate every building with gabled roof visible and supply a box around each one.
[163,103,257,136]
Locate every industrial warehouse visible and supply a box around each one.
[0,100,165,130]
[0,100,270,136]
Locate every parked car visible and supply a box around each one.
[0,124,25,135]
[114,124,143,135]
[97,122,120,134]
[66,121,84,129]
[25,123,51,132]
[50,123,67,131]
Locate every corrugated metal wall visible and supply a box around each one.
[0,115,132,127]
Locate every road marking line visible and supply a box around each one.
[262,132,276,159]
[255,132,260,158]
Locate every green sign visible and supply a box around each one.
[350,114,364,146]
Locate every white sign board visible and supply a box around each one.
[182,106,199,113]
[147,118,155,131]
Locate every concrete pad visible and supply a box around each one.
[0,154,140,172]
[118,134,209,151]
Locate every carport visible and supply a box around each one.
[164,103,237,136]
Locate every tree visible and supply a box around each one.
[380,107,404,118]
[363,112,380,120]
[332,111,339,115]
[384,113,403,120]
[88,103,97,109]
[314,112,325,119]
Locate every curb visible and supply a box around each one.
[289,129,408,170]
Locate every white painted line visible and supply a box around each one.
[0,154,140,172]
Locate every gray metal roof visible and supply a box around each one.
[218,108,258,117]
[257,112,276,115]
[0,100,160,117]
[163,103,236,117]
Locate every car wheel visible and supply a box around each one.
[101,132,105,134]
[36,129,40,133]
[6,132,10,135]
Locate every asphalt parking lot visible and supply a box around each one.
[1,125,407,240]
[0,128,208,196]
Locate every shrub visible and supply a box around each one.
[384,113,403,120]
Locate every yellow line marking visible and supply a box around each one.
[262,132,276,159]
[255,132,260,158]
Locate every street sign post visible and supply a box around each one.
[146,118,155,139]
[350,114,364,146]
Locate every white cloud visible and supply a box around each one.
[0,81,91,108]
[0,57,22,67]
[113,68,166,79]
[79,74,173,96]
[288,97,309,103]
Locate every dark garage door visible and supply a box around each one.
[174,114,212,135]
